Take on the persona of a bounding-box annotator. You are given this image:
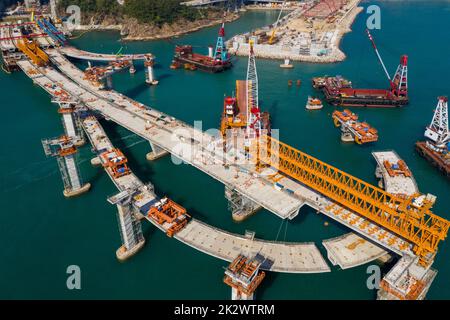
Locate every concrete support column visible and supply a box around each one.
[60,154,91,198]
[57,103,85,146]
[340,127,354,142]
[146,141,169,161]
[105,75,113,90]
[225,186,261,222]
[231,287,254,300]
[115,202,145,261]
[129,60,136,74]
[208,46,214,58]
[145,55,158,85]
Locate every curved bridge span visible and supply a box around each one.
[60,46,150,62]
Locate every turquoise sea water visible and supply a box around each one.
[0,1,449,299]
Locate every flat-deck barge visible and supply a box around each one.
[172,23,232,73]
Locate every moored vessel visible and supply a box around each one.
[305,96,323,110]
[172,23,232,73]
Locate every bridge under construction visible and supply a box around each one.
[3,14,449,300]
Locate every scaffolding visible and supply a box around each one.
[224,254,266,300]
[108,189,145,255]
[225,186,260,220]
[42,135,89,196]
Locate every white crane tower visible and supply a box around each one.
[425,96,449,148]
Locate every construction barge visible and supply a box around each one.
[313,30,409,108]
[332,109,378,144]
[171,23,232,73]
[221,80,271,138]
[220,42,270,222]
[416,96,450,177]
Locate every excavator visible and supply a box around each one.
[268,0,288,45]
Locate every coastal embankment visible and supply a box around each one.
[228,0,363,63]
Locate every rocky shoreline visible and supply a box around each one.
[70,12,240,42]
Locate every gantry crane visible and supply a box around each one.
[252,135,450,266]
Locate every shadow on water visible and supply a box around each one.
[257,271,278,299]
[122,82,152,98]
[267,100,279,123]
[183,205,210,223]
[86,169,107,189]
[157,73,172,81]
[142,223,158,240]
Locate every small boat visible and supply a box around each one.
[129,65,136,74]
[306,96,323,110]
[170,60,180,69]
[280,58,294,69]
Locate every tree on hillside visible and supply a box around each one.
[57,0,201,26]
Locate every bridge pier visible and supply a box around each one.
[224,254,265,300]
[42,136,91,198]
[145,55,158,85]
[129,60,136,74]
[340,127,354,143]
[61,152,91,197]
[231,288,254,300]
[146,141,169,161]
[105,75,113,90]
[225,186,261,222]
[115,201,146,261]
[57,102,85,146]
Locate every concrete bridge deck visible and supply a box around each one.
[59,46,151,62]
[322,233,387,269]
[46,48,306,220]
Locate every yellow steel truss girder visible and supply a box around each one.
[253,136,450,265]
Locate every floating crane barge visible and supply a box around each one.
[172,23,232,73]
[221,41,270,222]
[313,30,409,108]
[221,80,271,138]
[416,96,450,177]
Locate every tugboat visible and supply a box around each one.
[305,96,323,110]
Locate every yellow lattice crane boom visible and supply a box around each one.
[253,135,450,266]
